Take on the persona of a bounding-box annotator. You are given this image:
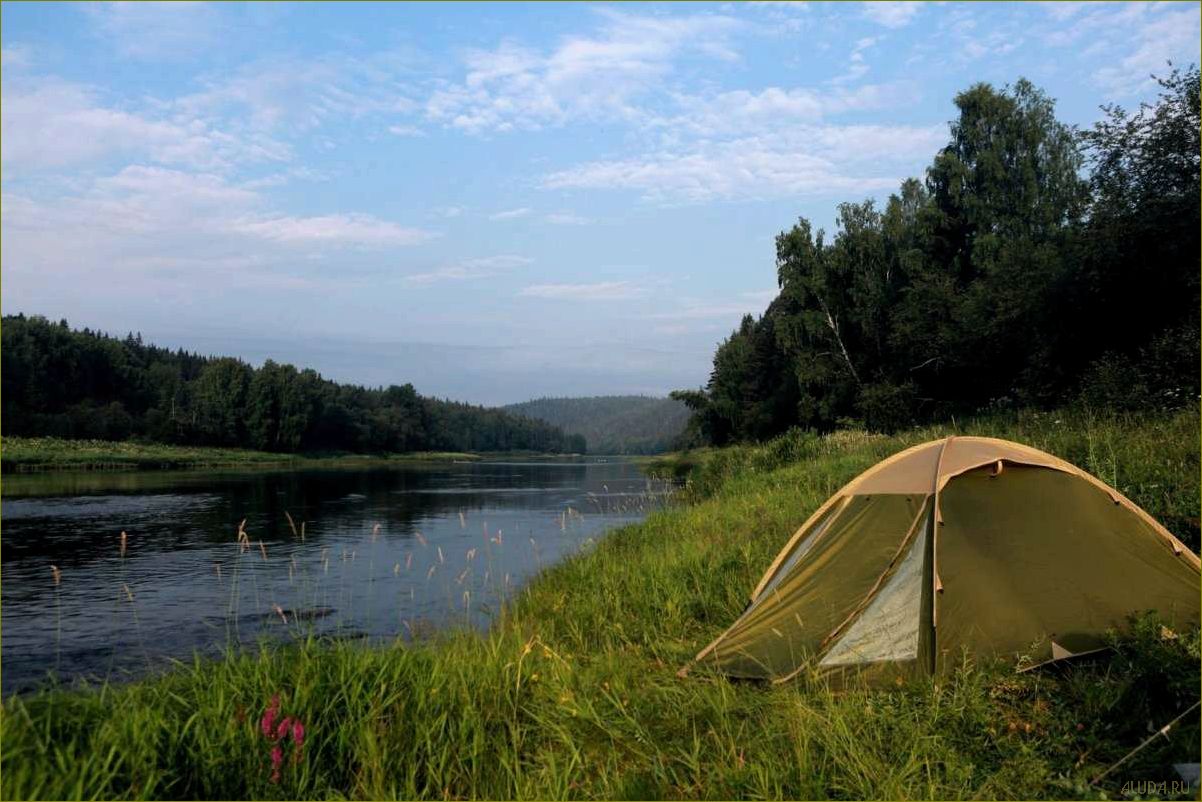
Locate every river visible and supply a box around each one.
[0,458,672,694]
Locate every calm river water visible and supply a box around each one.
[1,459,672,694]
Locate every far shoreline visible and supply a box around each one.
[0,436,601,474]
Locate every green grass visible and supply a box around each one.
[2,408,1198,800]
[0,436,482,473]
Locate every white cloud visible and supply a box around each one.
[649,81,916,140]
[1,166,435,300]
[833,60,870,85]
[1038,1,1093,22]
[830,36,879,85]
[1,45,32,68]
[426,9,743,133]
[1091,6,1200,96]
[1037,0,1198,77]
[542,124,944,203]
[233,213,434,247]
[405,255,532,285]
[739,1,809,33]
[960,29,1023,61]
[240,166,331,190]
[176,56,418,136]
[862,2,923,28]
[519,281,649,301]
[388,124,426,137]
[489,207,532,221]
[0,78,288,172]
[84,2,219,60]
[544,212,591,225]
[660,87,823,134]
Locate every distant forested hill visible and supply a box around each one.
[503,395,690,454]
[1,315,584,455]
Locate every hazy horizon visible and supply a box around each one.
[3,1,1198,405]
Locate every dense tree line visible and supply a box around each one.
[675,67,1200,444]
[504,395,691,454]
[1,316,586,455]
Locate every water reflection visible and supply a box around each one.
[1,459,672,694]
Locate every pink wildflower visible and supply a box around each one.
[276,716,293,741]
[258,694,307,781]
[260,695,280,739]
[270,745,283,783]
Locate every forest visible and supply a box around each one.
[503,395,690,454]
[674,67,1200,444]
[0,316,586,455]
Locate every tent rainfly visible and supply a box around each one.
[681,436,1201,685]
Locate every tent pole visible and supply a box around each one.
[1090,701,1200,787]
[931,436,952,641]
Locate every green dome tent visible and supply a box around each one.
[681,436,1200,685]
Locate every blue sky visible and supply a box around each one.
[2,1,1199,404]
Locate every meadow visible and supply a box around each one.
[1,407,1198,800]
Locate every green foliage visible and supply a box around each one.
[0,316,578,456]
[2,410,1197,800]
[503,396,689,455]
[679,69,1200,439]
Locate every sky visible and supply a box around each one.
[2,1,1199,405]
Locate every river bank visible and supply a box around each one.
[0,436,554,473]
[2,407,1198,800]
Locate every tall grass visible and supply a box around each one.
[2,408,1198,800]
